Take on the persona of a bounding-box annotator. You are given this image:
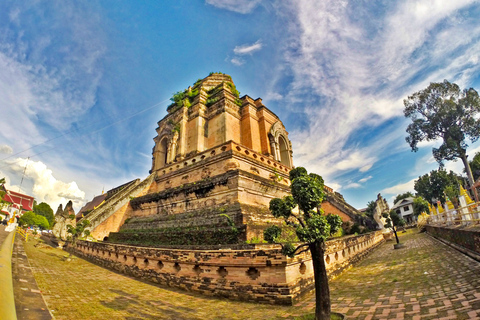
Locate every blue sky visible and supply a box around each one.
[1,0,480,212]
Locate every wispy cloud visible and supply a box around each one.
[230,40,263,66]
[358,176,372,183]
[272,0,480,189]
[205,0,261,14]
[382,178,416,196]
[230,57,245,66]
[233,40,263,55]
[0,145,13,154]
[344,182,362,189]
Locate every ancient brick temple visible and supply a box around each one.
[73,73,383,305]
[98,73,294,243]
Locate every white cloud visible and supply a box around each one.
[231,57,245,66]
[272,0,480,187]
[233,40,263,55]
[358,176,372,183]
[5,157,85,211]
[382,178,416,196]
[0,145,13,154]
[206,0,261,14]
[344,182,362,189]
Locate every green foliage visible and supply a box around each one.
[269,196,295,219]
[33,214,49,230]
[382,210,406,230]
[19,211,36,227]
[33,202,54,228]
[414,169,460,205]
[297,214,330,243]
[67,220,91,245]
[468,152,480,181]
[234,98,243,107]
[364,200,376,219]
[263,225,282,243]
[268,166,342,247]
[110,225,240,246]
[206,97,219,107]
[325,214,343,236]
[291,176,324,214]
[404,80,480,188]
[225,82,240,98]
[170,90,187,103]
[281,242,296,258]
[289,167,308,181]
[412,196,430,216]
[393,192,414,205]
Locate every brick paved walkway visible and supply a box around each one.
[294,230,480,319]
[22,230,480,319]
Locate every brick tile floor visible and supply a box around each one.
[294,230,480,319]
[23,230,480,319]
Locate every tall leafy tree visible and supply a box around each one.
[404,80,480,201]
[414,169,459,206]
[364,200,376,219]
[34,202,54,228]
[412,196,430,216]
[393,192,414,205]
[264,167,342,320]
[468,152,480,181]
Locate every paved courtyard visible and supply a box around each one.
[18,230,480,319]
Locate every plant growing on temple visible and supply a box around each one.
[263,167,343,320]
[382,210,405,245]
[404,80,480,201]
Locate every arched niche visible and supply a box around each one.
[154,137,169,170]
[269,121,293,167]
[278,135,291,167]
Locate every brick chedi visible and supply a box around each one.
[108,73,294,245]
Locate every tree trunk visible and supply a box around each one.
[310,241,330,320]
[461,153,479,202]
[393,227,400,244]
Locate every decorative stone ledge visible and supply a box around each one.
[68,231,385,305]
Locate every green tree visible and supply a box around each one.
[404,80,480,201]
[264,167,342,320]
[33,214,50,230]
[382,210,406,244]
[412,196,430,216]
[364,200,376,219]
[19,211,36,227]
[393,192,414,205]
[414,169,459,206]
[34,202,54,228]
[0,177,12,213]
[467,152,480,181]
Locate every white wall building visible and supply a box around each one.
[391,197,416,224]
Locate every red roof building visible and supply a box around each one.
[2,187,35,213]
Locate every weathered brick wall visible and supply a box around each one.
[69,231,386,305]
[426,225,480,258]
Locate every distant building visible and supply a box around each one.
[0,186,35,219]
[391,197,416,224]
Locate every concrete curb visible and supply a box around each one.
[0,230,18,320]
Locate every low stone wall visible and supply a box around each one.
[425,225,480,261]
[69,230,386,305]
